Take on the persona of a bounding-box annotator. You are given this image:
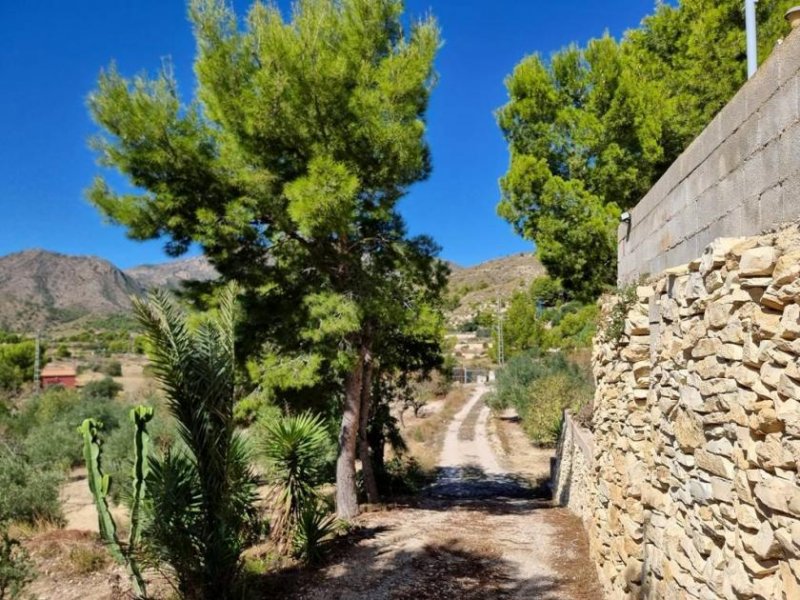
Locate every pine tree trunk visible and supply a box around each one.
[358,356,379,504]
[336,348,364,520]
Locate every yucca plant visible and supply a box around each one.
[292,500,338,564]
[132,284,258,600]
[260,412,331,550]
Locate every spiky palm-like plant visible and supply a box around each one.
[132,284,258,600]
[260,412,331,547]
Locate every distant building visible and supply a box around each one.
[40,364,77,389]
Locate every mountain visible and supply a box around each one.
[0,249,145,331]
[446,252,545,327]
[0,249,543,333]
[124,256,218,290]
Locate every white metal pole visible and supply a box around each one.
[746,0,758,78]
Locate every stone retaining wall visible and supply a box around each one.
[553,412,593,520]
[585,223,800,599]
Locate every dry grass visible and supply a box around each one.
[401,385,471,472]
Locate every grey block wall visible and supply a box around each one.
[618,27,800,283]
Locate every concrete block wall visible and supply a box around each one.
[618,28,800,283]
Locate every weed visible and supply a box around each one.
[68,546,108,575]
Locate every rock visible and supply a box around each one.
[692,337,721,358]
[741,277,773,289]
[736,503,761,530]
[706,301,736,329]
[740,246,780,277]
[754,476,800,517]
[730,364,760,389]
[695,449,735,479]
[674,409,706,451]
[780,562,800,600]
[760,362,783,388]
[695,356,725,379]
[744,521,783,559]
[781,304,800,339]
[779,374,800,401]
[760,289,786,310]
[718,343,743,361]
[772,251,800,285]
[753,309,783,338]
[701,237,746,274]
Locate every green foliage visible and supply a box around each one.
[528,276,563,307]
[493,352,593,446]
[292,501,338,565]
[499,277,597,357]
[605,281,639,342]
[88,0,446,517]
[103,360,122,377]
[497,0,796,300]
[82,377,123,400]
[0,523,35,600]
[0,444,63,525]
[0,340,35,393]
[260,412,334,547]
[133,285,258,599]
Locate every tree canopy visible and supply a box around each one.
[497,0,795,300]
[88,0,443,518]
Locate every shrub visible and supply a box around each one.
[494,351,594,446]
[102,360,123,377]
[292,501,338,564]
[0,523,36,600]
[82,377,123,399]
[518,373,592,446]
[68,546,109,575]
[260,412,332,546]
[0,445,63,524]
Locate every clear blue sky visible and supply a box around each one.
[0,0,655,269]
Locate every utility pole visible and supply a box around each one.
[495,295,505,367]
[746,0,758,78]
[33,331,41,391]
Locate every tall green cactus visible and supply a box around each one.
[128,406,153,551]
[79,405,152,599]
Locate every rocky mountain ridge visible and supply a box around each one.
[0,249,541,332]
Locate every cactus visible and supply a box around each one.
[79,405,152,599]
[128,406,153,551]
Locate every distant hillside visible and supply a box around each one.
[446,253,545,327]
[0,249,144,332]
[125,256,218,290]
[0,248,542,333]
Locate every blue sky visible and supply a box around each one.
[0,0,656,268]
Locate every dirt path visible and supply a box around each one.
[283,385,601,599]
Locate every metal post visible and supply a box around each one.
[33,332,41,391]
[746,0,758,78]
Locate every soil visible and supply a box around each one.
[271,385,602,599]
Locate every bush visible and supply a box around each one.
[0,445,63,524]
[493,351,593,446]
[260,412,333,545]
[102,360,122,377]
[0,523,36,599]
[82,377,123,399]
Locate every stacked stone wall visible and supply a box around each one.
[584,223,800,599]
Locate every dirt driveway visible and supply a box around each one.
[281,385,602,600]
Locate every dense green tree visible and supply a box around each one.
[88,0,441,519]
[497,0,795,300]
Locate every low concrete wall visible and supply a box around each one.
[618,27,800,283]
[552,412,594,520]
